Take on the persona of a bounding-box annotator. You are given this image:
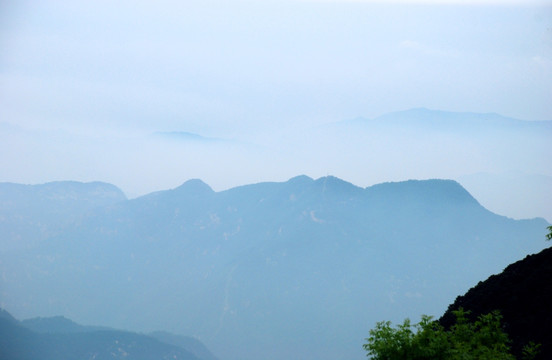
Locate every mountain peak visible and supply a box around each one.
[367,179,480,206]
[286,175,314,185]
[0,308,17,323]
[174,179,214,194]
[314,176,363,195]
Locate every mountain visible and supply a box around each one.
[346,108,552,132]
[1,309,219,360]
[0,309,202,360]
[149,332,219,360]
[21,315,111,333]
[457,172,552,223]
[2,108,550,219]
[313,108,551,222]
[0,176,549,360]
[440,246,552,360]
[19,315,219,360]
[0,181,127,252]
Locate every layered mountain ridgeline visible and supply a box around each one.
[317,109,551,223]
[1,176,549,360]
[342,108,552,133]
[440,246,552,359]
[21,316,218,360]
[0,181,126,252]
[328,109,551,154]
[0,308,217,360]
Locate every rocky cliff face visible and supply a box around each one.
[440,246,552,359]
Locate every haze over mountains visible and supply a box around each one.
[1,175,548,360]
[1,108,550,222]
[3,2,550,358]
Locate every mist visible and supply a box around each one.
[1,1,552,360]
[2,1,551,203]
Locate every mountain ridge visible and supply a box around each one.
[373,108,551,126]
[0,180,127,252]
[334,108,552,136]
[1,175,549,360]
[0,308,211,360]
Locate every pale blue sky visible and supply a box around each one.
[2,0,551,134]
[0,0,551,220]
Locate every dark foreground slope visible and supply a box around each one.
[440,247,552,359]
[0,309,217,360]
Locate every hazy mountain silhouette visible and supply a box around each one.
[1,176,548,360]
[21,315,112,334]
[149,331,219,360]
[331,108,551,154]
[348,108,552,132]
[440,246,552,359]
[458,172,552,223]
[0,309,207,360]
[0,181,126,252]
[315,108,551,223]
[9,310,217,360]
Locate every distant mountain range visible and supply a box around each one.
[0,308,217,360]
[343,108,552,131]
[0,176,549,360]
[1,107,550,222]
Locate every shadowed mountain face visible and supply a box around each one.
[0,176,548,360]
[440,246,552,360]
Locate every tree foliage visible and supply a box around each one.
[546,225,552,241]
[363,309,537,360]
